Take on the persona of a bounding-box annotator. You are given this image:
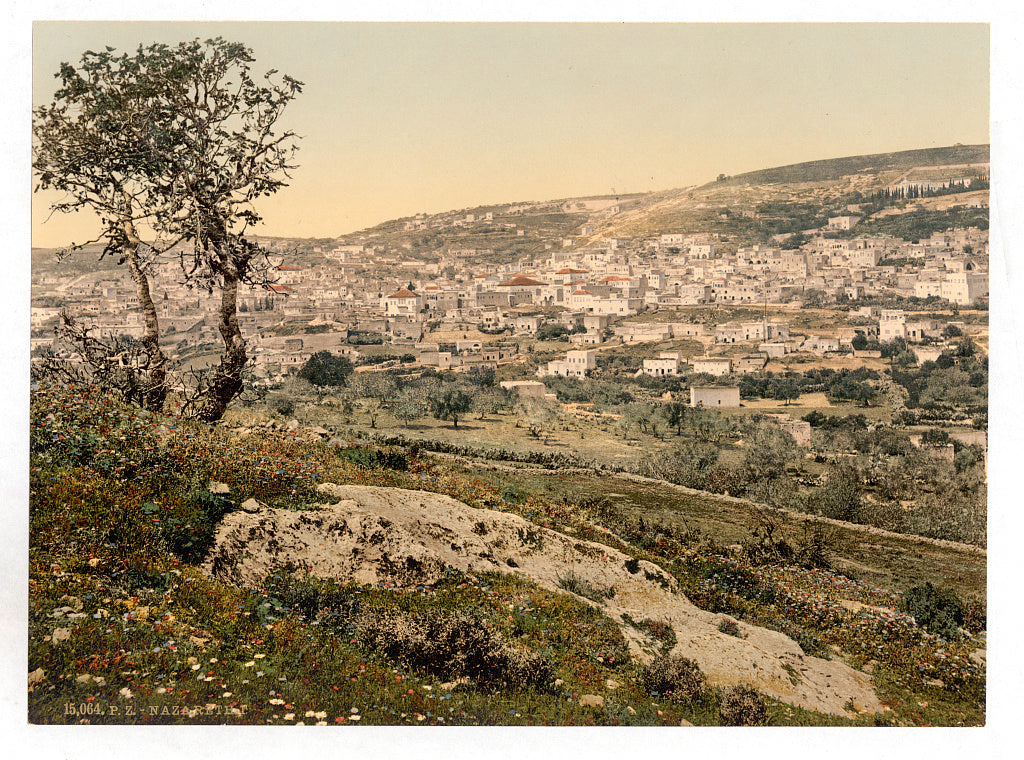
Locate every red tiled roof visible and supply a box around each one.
[275,265,302,271]
[386,288,419,299]
[600,275,631,282]
[557,267,589,274]
[267,284,295,294]
[498,276,546,287]
[572,290,591,296]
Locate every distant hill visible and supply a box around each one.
[709,144,989,188]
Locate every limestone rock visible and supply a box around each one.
[201,483,882,717]
[28,668,45,690]
[579,695,604,708]
[208,481,231,495]
[59,595,83,611]
[240,498,262,513]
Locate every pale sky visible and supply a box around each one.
[30,21,990,248]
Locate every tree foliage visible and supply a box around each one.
[33,44,183,410]
[34,38,303,422]
[297,351,354,387]
[430,388,474,429]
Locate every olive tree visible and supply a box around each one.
[145,38,303,421]
[34,39,302,422]
[33,45,184,410]
[430,388,474,430]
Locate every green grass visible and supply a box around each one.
[27,381,985,726]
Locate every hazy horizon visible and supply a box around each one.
[31,22,990,248]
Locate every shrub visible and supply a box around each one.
[794,522,837,571]
[719,685,768,726]
[296,351,353,387]
[556,570,615,604]
[502,484,526,504]
[641,654,706,702]
[334,445,408,471]
[718,618,744,638]
[153,490,234,564]
[271,397,295,417]
[901,583,966,641]
[354,608,553,690]
[805,464,862,522]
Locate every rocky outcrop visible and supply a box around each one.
[202,483,882,717]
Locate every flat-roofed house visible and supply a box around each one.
[690,386,740,407]
[691,357,732,377]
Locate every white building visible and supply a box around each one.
[643,357,679,377]
[879,310,906,342]
[691,357,732,377]
[690,386,740,407]
[941,271,987,306]
[383,288,424,316]
[543,350,597,378]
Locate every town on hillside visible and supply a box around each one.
[31,168,989,410]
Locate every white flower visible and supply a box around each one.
[191,664,201,670]
[305,710,316,717]
[269,698,285,705]
[316,721,328,726]
[244,661,255,667]
[349,715,361,721]
[284,713,295,720]
[222,692,232,698]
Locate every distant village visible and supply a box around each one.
[32,189,989,409]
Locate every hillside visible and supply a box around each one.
[28,382,986,726]
[710,144,989,187]
[32,143,989,277]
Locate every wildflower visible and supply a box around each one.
[284,713,295,720]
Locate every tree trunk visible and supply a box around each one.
[123,220,168,412]
[196,267,247,422]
